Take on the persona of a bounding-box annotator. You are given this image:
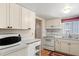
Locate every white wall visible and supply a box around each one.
[0,29,34,40]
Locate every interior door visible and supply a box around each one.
[35,19,42,39]
[9,3,21,29]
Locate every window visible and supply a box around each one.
[63,21,79,34]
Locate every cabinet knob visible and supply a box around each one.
[7,26,12,28]
[9,26,12,28]
[11,26,12,28]
[28,28,31,30]
[68,43,71,45]
[7,26,10,28]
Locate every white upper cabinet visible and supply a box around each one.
[0,3,35,29]
[0,4,8,28]
[22,7,30,29]
[21,7,35,39]
[22,7,35,29]
[9,4,22,29]
[0,3,22,29]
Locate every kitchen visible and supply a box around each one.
[0,3,79,56]
[0,3,43,56]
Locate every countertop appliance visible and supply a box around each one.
[0,33,21,50]
[0,33,27,56]
[0,34,41,56]
[0,34,21,45]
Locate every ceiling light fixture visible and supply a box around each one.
[63,5,72,14]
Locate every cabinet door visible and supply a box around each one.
[70,42,79,55]
[22,7,35,29]
[60,41,70,54]
[55,40,61,51]
[9,4,21,29]
[22,7,30,29]
[27,41,41,56]
[5,48,27,56]
[28,11,35,38]
[0,4,8,28]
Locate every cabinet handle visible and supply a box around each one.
[28,28,31,30]
[9,26,11,28]
[7,26,12,29]
[11,26,12,28]
[9,26,12,28]
[68,43,71,45]
[7,26,10,28]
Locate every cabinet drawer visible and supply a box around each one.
[5,47,27,56]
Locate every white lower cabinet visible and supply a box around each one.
[26,41,41,56]
[70,42,79,55]
[5,48,27,56]
[60,41,70,54]
[55,40,69,53]
[55,40,61,51]
[55,39,79,55]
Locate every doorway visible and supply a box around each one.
[35,19,42,39]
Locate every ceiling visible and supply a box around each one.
[19,3,79,20]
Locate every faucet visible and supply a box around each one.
[68,34,72,38]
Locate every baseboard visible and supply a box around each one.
[54,51,74,56]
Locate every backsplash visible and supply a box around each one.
[63,33,79,39]
[0,29,34,39]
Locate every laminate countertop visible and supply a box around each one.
[22,38,41,44]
